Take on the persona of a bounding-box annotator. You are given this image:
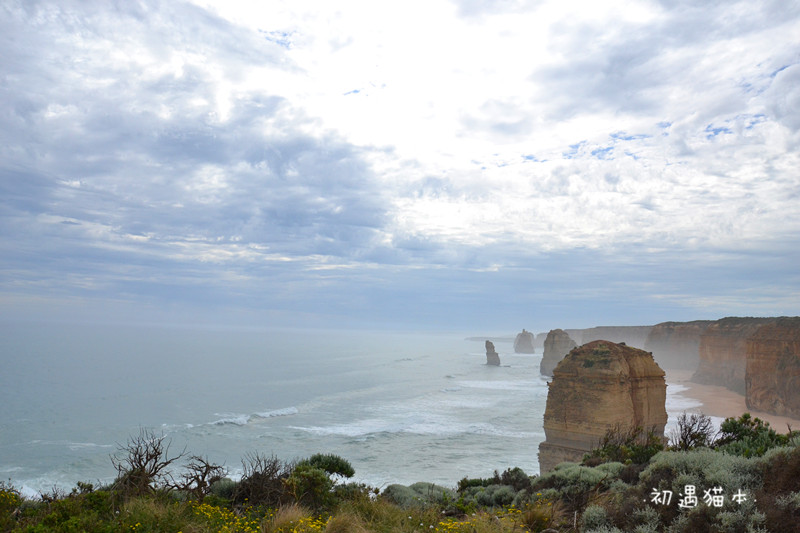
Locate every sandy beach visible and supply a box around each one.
[666,369,800,433]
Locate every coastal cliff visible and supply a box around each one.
[576,326,653,349]
[745,317,800,418]
[538,341,667,473]
[513,329,535,353]
[644,320,713,371]
[692,317,774,395]
[540,329,577,376]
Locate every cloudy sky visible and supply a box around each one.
[1,0,799,332]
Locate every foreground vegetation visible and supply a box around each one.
[3,413,800,532]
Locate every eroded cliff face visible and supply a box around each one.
[577,326,653,349]
[539,341,667,473]
[540,329,577,376]
[644,320,713,371]
[692,317,774,395]
[746,317,800,418]
[513,329,535,353]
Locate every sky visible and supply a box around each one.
[1,0,799,333]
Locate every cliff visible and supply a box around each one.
[746,317,800,418]
[644,320,713,371]
[539,341,667,473]
[577,326,653,349]
[513,329,535,353]
[540,329,577,376]
[692,317,775,395]
[485,340,500,366]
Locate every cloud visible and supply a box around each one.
[1,0,799,330]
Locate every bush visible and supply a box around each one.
[382,482,456,508]
[299,454,355,479]
[285,463,334,510]
[233,452,291,507]
[172,455,227,501]
[0,481,22,529]
[533,463,617,511]
[669,412,716,451]
[582,504,610,530]
[110,428,185,498]
[715,413,797,457]
[584,425,665,466]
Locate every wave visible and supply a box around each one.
[457,380,542,391]
[292,418,541,439]
[210,406,299,426]
[27,440,113,451]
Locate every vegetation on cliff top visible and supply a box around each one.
[3,413,800,532]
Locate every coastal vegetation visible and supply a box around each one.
[3,413,800,532]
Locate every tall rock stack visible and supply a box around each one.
[538,341,667,473]
[485,340,501,366]
[540,329,577,376]
[513,329,536,353]
[746,317,800,418]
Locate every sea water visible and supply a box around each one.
[0,322,702,497]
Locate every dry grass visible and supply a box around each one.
[261,503,312,533]
[324,509,371,533]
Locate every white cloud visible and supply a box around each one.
[1,0,799,328]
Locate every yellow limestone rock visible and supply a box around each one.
[538,340,667,473]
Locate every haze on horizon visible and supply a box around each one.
[1,0,799,333]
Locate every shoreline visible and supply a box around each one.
[665,369,800,433]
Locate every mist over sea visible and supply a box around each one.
[0,323,699,497]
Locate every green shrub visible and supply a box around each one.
[584,426,665,466]
[382,482,455,508]
[715,413,798,457]
[639,449,761,496]
[298,453,355,479]
[582,504,609,530]
[533,463,617,512]
[285,463,333,510]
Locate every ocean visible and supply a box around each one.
[0,322,701,498]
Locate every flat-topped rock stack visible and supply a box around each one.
[539,340,667,473]
[540,329,577,376]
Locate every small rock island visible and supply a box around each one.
[485,340,501,366]
[513,329,535,353]
[538,340,667,473]
[540,329,577,376]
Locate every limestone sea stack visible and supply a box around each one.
[538,340,667,473]
[540,329,577,376]
[746,317,800,418]
[513,329,536,353]
[485,340,500,366]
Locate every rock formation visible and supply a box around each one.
[692,317,775,395]
[485,340,500,366]
[577,326,653,349]
[539,341,667,473]
[540,329,577,376]
[535,332,547,351]
[746,317,800,418]
[513,329,535,353]
[644,320,713,371]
